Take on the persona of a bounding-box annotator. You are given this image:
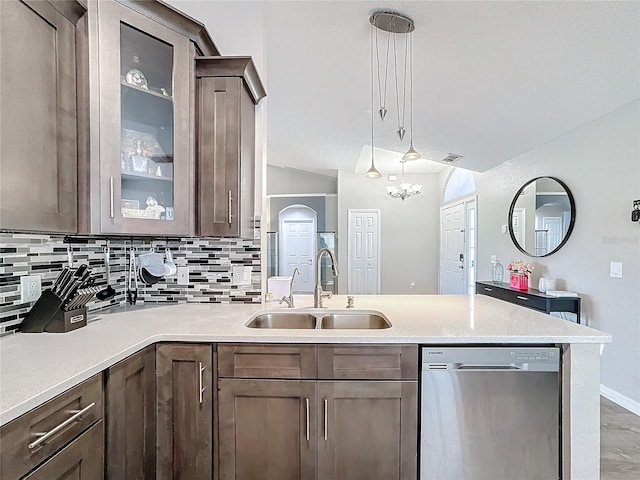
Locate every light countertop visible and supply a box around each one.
[0,294,610,426]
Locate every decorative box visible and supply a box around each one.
[509,273,529,291]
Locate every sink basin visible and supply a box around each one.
[246,312,317,329]
[320,312,391,329]
[245,309,391,329]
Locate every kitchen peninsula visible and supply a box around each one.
[0,295,610,479]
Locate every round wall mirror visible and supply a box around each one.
[508,177,576,257]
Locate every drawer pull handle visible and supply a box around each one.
[484,287,493,291]
[199,362,206,404]
[305,398,310,441]
[323,398,328,441]
[28,402,96,450]
[516,296,528,301]
[109,177,114,219]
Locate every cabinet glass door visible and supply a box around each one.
[98,1,191,235]
[119,24,175,223]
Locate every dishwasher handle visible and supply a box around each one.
[425,362,558,372]
[456,364,521,371]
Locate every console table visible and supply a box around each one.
[476,281,581,324]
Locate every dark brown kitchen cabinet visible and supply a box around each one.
[105,345,156,480]
[156,343,213,480]
[218,379,317,480]
[81,0,195,236]
[217,343,418,480]
[0,374,103,479]
[317,381,418,480]
[0,0,86,233]
[22,421,104,480]
[196,57,266,238]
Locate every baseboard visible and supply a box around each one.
[600,384,640,415]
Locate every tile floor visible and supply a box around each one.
[600,396,640,479]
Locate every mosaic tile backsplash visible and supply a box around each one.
[0,232,261,335]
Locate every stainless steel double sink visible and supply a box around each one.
[245,309,391,329]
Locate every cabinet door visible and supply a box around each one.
[218,378,317,480]
[0,0,80,233]
[96,0,193,235]
[156,344,213,480]
[317,381,417,480]
[105,346,156,480]
[197,76,255,238]
[23,420,104,480]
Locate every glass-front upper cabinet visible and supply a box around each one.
[95,0,193,235]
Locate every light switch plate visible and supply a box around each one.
[609,262,623,278]
[177,266,189,285]
[232,266,252,286]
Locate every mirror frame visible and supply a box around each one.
[508,176,576,257]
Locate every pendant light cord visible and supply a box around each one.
[374,21,390,114]
[370,22,375,168]
[393,22,409,131]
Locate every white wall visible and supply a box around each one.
[474,100,640,408]
[267,165,337,195]
[337,171,440,295]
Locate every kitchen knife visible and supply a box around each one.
[54,269,72,296]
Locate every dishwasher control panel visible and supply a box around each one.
[422,347,560,371]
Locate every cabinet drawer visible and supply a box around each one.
[477,283,547,312]
[508,292,547,311]
[318,345,418,380]
[0,373,103,480]
[218,344,317,379]
[23,420,104,480]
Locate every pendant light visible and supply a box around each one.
[402,31,421,161]
[365,21,381,179]
[370,12,416,146]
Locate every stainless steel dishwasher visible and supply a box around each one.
[420,347,560,480]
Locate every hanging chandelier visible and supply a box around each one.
[365,11,420,180]
[386,160,422,201]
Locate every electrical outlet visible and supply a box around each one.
[177,266,189,285]
[232,266,252,286]
[410,281,415,290]
[20,275,41,303]
[491,255,497,265]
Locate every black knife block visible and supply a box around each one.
[20,289,87,333]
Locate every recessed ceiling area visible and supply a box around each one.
[167,0,640,173]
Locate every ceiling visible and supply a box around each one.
[169,1,640,174]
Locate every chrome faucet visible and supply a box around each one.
[279,268,300,308]
[314,247,339,308]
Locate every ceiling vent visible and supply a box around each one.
[441,154,463,163]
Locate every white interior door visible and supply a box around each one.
[512,208,526,246]
[348,209,380,294]
[440,202,466,294]
[542,217,562,253]
[279,206,317,293]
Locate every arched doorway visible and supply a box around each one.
[278,205,317,293]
